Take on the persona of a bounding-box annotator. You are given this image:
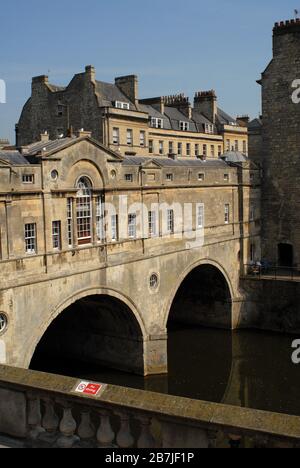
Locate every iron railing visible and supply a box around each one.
[244,264,300,281]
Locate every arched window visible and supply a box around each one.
[76,177,92,245]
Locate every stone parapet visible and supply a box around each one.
[0,365,299,448]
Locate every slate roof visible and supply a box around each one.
[249,118,262,130]
[192,110,215,126]
[221,151,248,163]
[25,137,75,156]
[95,81,136,110]
[164,107,198,132]
[123,156,229,168]
[0,151,30,165]
[217,108,237,125]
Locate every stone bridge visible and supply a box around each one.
[0,135,261,375]
[1,239,243,376]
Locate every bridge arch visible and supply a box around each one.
[27,287,147,375]
[164,259,234,330]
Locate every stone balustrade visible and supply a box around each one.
[0,365,300,448]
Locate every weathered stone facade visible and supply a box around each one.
[0,133,260,375]
[16,67,248,159]
[248,118,262,167]
[260,20,300,267]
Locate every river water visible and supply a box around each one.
[37,326,300,416]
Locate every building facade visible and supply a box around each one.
[259,19,300,268]
[16,67,248,159]
[0,132,260,374]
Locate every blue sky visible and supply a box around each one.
[0,0,297,143]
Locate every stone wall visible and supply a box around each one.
[261,21,300,266]
[241,277,300,334]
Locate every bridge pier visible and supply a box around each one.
[144,334,168,376]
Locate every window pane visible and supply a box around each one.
[52,221,61,250]
[25,223,36,254]
[128,213,137,238]
[113,128,119,145]
[167,209,174,234]
[148,211,157,237]
[96,196,105,242]
[76,177,92,244]
[67,198,73,247]
[111,214,118,241]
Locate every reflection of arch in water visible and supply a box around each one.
[166,261,233,330]
[29,288,146,376]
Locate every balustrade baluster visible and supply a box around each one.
[40,397,59,445]
[78,410,95,447]
[56,401,80,448]
[27,393,45,441]
[116,412,135,448]
[137,415,155,448]
[97,409,115,448]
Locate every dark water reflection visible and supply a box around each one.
[37,326,300,416]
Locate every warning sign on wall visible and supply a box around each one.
[73,381,106,397]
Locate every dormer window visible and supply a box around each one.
[180,121,189,132]
[150,117,164,129]
[115,101,130,110]
[204,124,214,134]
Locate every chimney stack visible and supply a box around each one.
[139,97,165,114]
[236,115,250,127]
[40,131,49,143]
[32,75,49,86]
[194,90,217,124]
[162,94,192,119]
[85,65,96,83]
[32,75,49,94]
[273,19,300,56]
[115,75,139,108]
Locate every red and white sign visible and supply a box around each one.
[74,381,104,397]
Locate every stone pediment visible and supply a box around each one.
[140,159,163,170]
[30,136,124,163]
